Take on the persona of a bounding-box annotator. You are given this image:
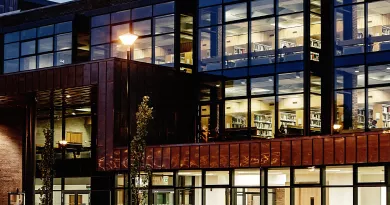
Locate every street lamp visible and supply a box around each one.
[119,33,138,205]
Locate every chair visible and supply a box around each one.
[343,46,363,55]
[251,57,272,65]
[380,42,390,51]
[284,53,303,62]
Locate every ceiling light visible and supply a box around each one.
[66,95,71,98]
[387,67,390,70]
[308,166,316,172]
[72,112,76,115]
[75,108,91,112]
[241,81,246,85]
[216,84,220,87]
[355,70,360,73]
[268,78,273,82]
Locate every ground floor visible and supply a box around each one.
[111,164,390,205]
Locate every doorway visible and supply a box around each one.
[62,191,90,205]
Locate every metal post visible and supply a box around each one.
[127,48,132,205]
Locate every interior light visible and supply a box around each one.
[66,95,71,98]
[241,81,246,85]
[72,112,76,115]
[308,166,316,172]
[333,124,342,130]
[216,84,220,87]
[355,70,360,73]
[268,78,273,82]
[119,33,138,46]
[59,140,68,146]
[75,108,91,112]
[387,67,390,70]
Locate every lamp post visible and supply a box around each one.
[119,33,138,205]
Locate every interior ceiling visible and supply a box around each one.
[36,86,94,109]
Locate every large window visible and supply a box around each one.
[90,2,176,68]
[335,63,390,132]
[198,0,306,72]
[3,21,72,73]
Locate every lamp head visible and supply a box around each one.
[119,33,138,46]
[59,140,68,147]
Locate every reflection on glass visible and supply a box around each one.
[199,6,222,27]
[55,50,72,66]
[91,44,110,60]
[251,77,274,95]
[91,26,110,45]
[132,6,152,20]
[225,99,248,135]
[368,87,390,129]
[21,28,36,40]
[368,64,390,85]
[278,72,304,94]
[199,0,222,8]
[38,53,54,68]
[278,13,304,62]
[133,37,152,63]
[326,166,353,185]
[199,26,223,72]
[225,79,247,97]
[55,33,72,51]
[268,168,290,186]
[55,21,72,34]
[251,97,274,138]
[20,56,36,71]
[181,15,193,35]
[335,66,365,89]
[111,43,127,59]
[155,34,175,67]
[155,15,175,35]
[251,18,275,65]
[4,59,19,73]
[133,20,152,36]
[91,14,110,28]
[335,5,365,56]
[252,0,274,17]
[335,89,365,131]
[4,42,19,60]
[21,40,36,56]
[38,25,54,37]
[38,37,53,53]
[278,94,304,135]
[153,1,175,16]
[367,1,390,52]
[225,3,247,22]
[111,24,129,41]
[5,32,20,43]
[111,10,131,24]
[225,22,248,68]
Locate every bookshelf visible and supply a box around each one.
[232,116,246,128]
[253,113,272,138]
[280,112,297,126]
[310,110,321,128]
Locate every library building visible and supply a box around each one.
[0,0,389,204]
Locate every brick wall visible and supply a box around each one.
[0,108,23,204]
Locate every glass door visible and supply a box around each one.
[62,191,90,205]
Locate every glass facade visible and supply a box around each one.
[115,165,390,205]
[90,2,179,68]
[3,22,73,73]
